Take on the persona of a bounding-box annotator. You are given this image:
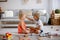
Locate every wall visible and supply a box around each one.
[0,0,48,11]
[0,0,60,11]
[59,0,60,8]
[52,0,60,10]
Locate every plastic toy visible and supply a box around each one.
[6,32,12,40]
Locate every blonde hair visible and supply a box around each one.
[33,12,40,18]
[19,10,24,19]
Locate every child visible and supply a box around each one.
[18,11,29,34]
[26,12,43,33]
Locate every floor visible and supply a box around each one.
[0,28,60,40]
[12,35,60,40]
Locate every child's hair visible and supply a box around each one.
[33,12,40,18]
[19,10,24,19]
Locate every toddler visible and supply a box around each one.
[18,11,30,34]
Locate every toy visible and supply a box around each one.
[30,27,40,34]
[6,32,12,40]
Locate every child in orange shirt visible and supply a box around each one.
[18,11,29,34]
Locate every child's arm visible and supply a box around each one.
[26,16,34,21]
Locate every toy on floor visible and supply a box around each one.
[6,32,12,40]
[30,27,40,34]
